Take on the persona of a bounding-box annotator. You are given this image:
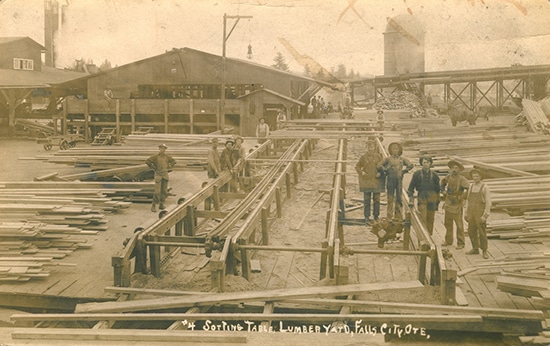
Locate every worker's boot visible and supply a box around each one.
[159,203,166,210]
[466,248,479,255]
[482,250,489,259]
[151,204,157,212]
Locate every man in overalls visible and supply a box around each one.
[379,142,413,220]
[440,160,470,249]
[465,169,491,259]
[355,140,385,224]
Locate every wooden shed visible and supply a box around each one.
[60,48,329,140]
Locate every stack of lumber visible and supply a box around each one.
[0,222,88,282]
[24,146,209,170]
[14,119,56,136]
[122,133,237,147]
[521,99,550,135]
[0,181,151,232]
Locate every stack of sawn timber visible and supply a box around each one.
[0,181,153,229]
[520,99,550,135]
[403,126,550,243]
[0,222,88,282]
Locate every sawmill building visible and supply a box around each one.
[57,48,328,141]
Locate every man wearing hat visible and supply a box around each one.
[440,159,470,249]
[379,142,413,220]
[465,169,491,259]
[206,138,221,179]
[146,144,176,212]
[220,139,236,172]
[355,140,385,224]
[256,117,270,144]
[407,155,440,234]
[276,110,287,130]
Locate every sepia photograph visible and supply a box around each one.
[0,0,549,345]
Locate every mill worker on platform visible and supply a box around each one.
[407,155,440,235]
[465,169,491,259]
[355,139,385,224]
[146,144,176,212]
[440,159,470,249]
[379,142,413,220]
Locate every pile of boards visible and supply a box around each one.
[519,98,550,135]
[0,222,90,282]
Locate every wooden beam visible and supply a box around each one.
[75,280,424,313]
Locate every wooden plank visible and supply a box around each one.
[11,329,247,343]
[75,280,424,313]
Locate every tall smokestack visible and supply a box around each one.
[44,0,60,67]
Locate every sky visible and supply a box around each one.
[0,0,549,76]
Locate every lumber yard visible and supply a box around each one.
[1,1,550,345]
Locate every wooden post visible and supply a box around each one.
[240,239,250,280]
[418,242,429,284]
[216,99,221,132]
[115,99,121,142]
[189,99,194,134]
[275,187,282,218]
[62,97,68,135]
[403,211,411,250]
[164,99,169,134]
[130,99,136,133]
[184,205,196,236]
[134,238,147,274]
[441,269,457,305]
[212,185,221,211]
[261,207,269,245]
[149,236,161,278]
[285,172,292,198]
[112,257,131,287]
[84,99,90,143]
[299,153,304,172]
[293,162,299,184]
[175,220,183,237]
[319,240,328,280]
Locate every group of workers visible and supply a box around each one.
[356,140,491,259]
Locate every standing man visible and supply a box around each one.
[379,142,413,220]
[276,110,287,130]
[355,140,385,224]
[220,139,236,172]
[407,155,440,235]
[206,138,221,179]
[440,159,470,249]
[146,144,176,212]
[465,169,491,259]
[256,118,270,144]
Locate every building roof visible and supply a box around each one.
[53,47,335,89]
[237,88,306,106]
[0,36,45,50]
[0,66,87,89]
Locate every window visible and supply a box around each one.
[13,58,34,70]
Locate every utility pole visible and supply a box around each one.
[221,13,252,133]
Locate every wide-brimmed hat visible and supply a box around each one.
[377,110,384,115]
[447,159,464,170]
[158,144,168,149]
[388,142,403,156]
[470,169,483,179]
[419,155,433,165]
[225,139,235,145]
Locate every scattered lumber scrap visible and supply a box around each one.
[522,99,550,135]
[496,275,549,298]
